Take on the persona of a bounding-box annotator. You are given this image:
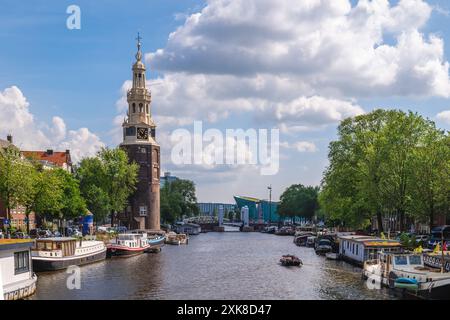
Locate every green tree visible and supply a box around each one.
[160,178,199,223]
[75,148,138,225]
[22,169,64,233]
[278,184,319,220]
[53,169,87,220]
[320,109,450,232]
[0,146,27,227]
[409,126,450,230]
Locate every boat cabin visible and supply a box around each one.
[33,238,78,258]
[0,239,37,300]
[175,223,201,235]
[115,233,146,248]
[339,235,402,266]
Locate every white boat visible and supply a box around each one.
[1,239,37,300]
[325,252,340,260]
[107,233,150,257]
[165,232,189,245]
[363,252,450,299]
[32,237,107,271]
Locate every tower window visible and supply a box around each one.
[146,104,149,113]
[138,74,141,78]
[139,103,143,113]
[132,103,136,113]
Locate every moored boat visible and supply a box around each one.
[165,232,189,245]
[32,237,106,272]
[107,233,150,257]
[325,252,340,260]
[363,252,450,299]
[315,239,333,255]
[293,232,315,246]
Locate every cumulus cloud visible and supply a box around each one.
[148,0,450,98]
[268,96,365,128]
[0,86,104,163]
[436,110,450,124]
[281,140,318,153]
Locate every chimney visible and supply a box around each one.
[6,134,12,144]
[46,149,53,155]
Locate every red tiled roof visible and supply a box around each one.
[22,150,71,168]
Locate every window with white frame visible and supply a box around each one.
[139,206,148,216]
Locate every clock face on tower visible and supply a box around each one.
[137,127,149,140]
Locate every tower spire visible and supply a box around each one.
[136,32,142,62]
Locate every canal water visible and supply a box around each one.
[32,232,397,300]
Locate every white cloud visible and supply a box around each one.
[281,140,318,153]
[269,96,365,127]
[436,110,450,124]
[294,141,318,153]
[0,86,104,163]
[58,128,105,163]
[148,0,450,99]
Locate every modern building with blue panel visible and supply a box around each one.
[233,196,280,223]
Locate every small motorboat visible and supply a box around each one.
[165,232,189,245]
[325,252,340,260]
[280,255,303,267]
[315,239,333,255]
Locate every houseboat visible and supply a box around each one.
[423,252,450,272]
[130,230,166,252]
[107,233,150,257]
[32,237,107,271]
[165,232,189,245]
[338,235,402,267]
[293,232,315,246]
[363,252,450,299]
[175,223,201,235]
[0,239,37,300]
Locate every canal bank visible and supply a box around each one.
[31,232,397,300]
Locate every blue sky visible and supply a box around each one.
[1,0,450,203]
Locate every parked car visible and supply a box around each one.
[116,226,127,234]
[428,226,450,249]
[67,228,82,237]
[12,232,30,239]
[52,231,62,237]
[29,229,39,238]
[415,234,429,244]
[38,229,53,238]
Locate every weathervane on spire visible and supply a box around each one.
[135,32,142,61]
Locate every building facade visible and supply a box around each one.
[233,196,280,223]
[21,149,72,172]
[197,203,237,216]
[119,35,161,231]
[160,172,179,188]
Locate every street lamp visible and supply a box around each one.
[267,185,272,225]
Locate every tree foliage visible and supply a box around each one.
[160,179,199,223]
[320,109,450,231]
[75,148,138,223]
[278,184,319,219]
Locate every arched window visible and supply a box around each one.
[139,103,143,113]
[132,103,136,113]
[146,104,149,113]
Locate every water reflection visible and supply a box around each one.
[32,232,396,300]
